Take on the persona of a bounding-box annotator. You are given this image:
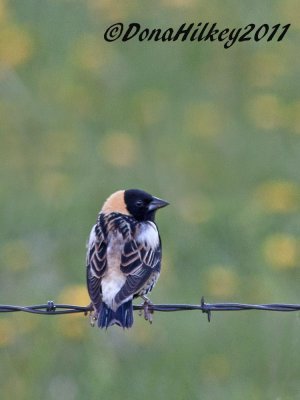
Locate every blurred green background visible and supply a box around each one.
[1,0,300,399]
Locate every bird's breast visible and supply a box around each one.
[136,221,160,248]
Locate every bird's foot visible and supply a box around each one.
[139,296,154,324]
[90,312,98,327]
[86,303,98,327]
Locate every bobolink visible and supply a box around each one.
[86,189,169,329]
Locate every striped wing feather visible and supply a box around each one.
[115,238,161,305]
[86,224,107,309]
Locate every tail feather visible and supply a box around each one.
[98,300,133,329]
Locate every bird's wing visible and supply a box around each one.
[86,224,107,309]
[115,232,161,305]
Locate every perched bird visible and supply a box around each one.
[86,189,169,329]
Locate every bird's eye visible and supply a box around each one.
[136,200,143,208]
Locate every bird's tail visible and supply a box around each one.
[98,300,133,329]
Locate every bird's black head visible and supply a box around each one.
[124,189,169,222]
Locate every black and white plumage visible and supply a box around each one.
[86,189,169,329]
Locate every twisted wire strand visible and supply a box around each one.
[0,298,299,321]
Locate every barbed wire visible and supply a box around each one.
[0,298,299,322]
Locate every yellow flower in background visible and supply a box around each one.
[57,315,87,341]
[0,318,15,347]
[1,240,31,271]
[247,94,283,130]
[0,314,36,346]
[57,285,90,340]
[263,234,298,270]
[58,284,90,305]
[206,265,239,299]
[185,102,223,138]
[248,97,300,135]
[177,194,213,224]
[99,131,139,167]
[0,25,32,66]
[254,181,299,213]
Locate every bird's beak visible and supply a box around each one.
[148,196,169,211]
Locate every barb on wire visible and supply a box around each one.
[0,298,299,322]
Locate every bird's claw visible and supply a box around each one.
[86,303,98,327]
[89,313,97,327]
[139,298,154,324]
